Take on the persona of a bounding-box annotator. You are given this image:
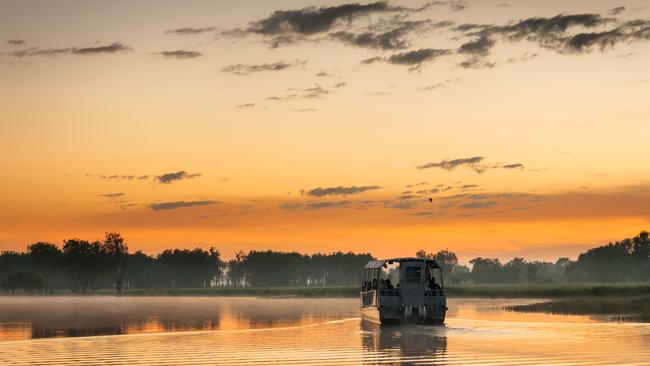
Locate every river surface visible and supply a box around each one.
[0,297,649,365]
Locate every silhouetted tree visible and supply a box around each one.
[63,239,104,293]
[0,271,44,294]
[101,232,129,294]
[27,242,62,293]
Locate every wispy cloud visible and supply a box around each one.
[155,171,201,184]
[221,60,306,75]
[164,26,217,35]
[306,185,381,197]
[157,50,203,59]
[150,200,219,211]
[10,42,133,57]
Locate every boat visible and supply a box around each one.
[360,257,447,325]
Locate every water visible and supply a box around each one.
[1,297,649,365]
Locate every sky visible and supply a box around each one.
[1,0,649,262]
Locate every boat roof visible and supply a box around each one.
[364,257,441,269]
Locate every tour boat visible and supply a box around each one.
[360,258,447,324]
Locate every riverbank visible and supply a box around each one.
[3,283,650,298]
[506,295,650,321]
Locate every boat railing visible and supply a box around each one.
[378,289,400,297]
[425,288,445,297]
[360,290,377,307]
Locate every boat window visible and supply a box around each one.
[405,266,421,282]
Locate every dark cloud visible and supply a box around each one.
[155,171,201,184]
[609,7,626,16]
[328,20,435,50]
[501,163,524,169]
[270,83,345,101]
[165,26,217,35]
[458,35,494,56]
[306,185,381,197]
[248,2,426,37]
[150,200,219,211]
[137,175,149,180]
[7,39,25,46]
[417,156,484,172]
[236,103,256,108]
[314,71,333,77]
[10,42,132,57]
[292,108,317,112]
[387,48,451,67]
[221,60,306,75]
[158,50,203,59]
[418,157,526,173]
[410,210,443,217]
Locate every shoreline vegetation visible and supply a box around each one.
[2,283,649,298]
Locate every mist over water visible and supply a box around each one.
[1,297,649,365]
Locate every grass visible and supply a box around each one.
[445,283,650,298]
[506,295,650,321]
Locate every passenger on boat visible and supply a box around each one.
[385,279,394,290]
[428,277,442,294]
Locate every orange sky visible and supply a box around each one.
[1,0,649,262]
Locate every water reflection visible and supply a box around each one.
[0,298,649,365]
[0,297,358,341]
[361,321,447,364]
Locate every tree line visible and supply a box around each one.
[1,231,648,294]
[0,232,373,294]
[416,231,650,284]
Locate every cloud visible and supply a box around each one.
[609,7,626,16]
[236,103,256,108]
[328,20,436,50]
[155,170,201,184]
[165,26,217,35]
[10,42,133,57]
[419,77,461,91]
[292,108,317,112]
[157,50,203,59]
[458,201,499,209]
[500,163,524,169]
[269,83,345,101]
[417,157,526,173]
[221,60,306,75]
[315,71,333,77]
[387,48,451,67]
[150,200,219,211]
[248,2,426,36]
[306,185,381,197]
[137,175,150,180]
[100,193,125,199]
[278,200,352,210]
[417,156,484,171]
[7,39,25,46]
[384,199,419,209]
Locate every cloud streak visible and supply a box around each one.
[10,42,133,57]
[221,60,306,75]
[306,185,381,197]
[155,171,202,184]
[150,200,219,211]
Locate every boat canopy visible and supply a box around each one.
[364,257,441,269]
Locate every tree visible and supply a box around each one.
[63,239,104,293]
[101,232,129,294]
[0,271,44,294]
[27,242,62,293]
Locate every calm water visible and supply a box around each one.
[1,297,649,365]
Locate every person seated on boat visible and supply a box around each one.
[379,278,386,290]
[428,277,442,294]
[385,279,394,290]
[372,279,378,290]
